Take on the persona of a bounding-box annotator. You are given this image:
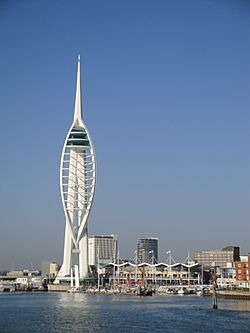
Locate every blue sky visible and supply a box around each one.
[0,0,249,270]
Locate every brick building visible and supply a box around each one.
[235,254,250,288]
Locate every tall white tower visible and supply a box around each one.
[56,56,96,281]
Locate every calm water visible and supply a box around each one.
[0,293,250,333]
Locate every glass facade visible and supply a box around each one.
[137,237,158,264]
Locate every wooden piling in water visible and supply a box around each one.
[211,269,218,309]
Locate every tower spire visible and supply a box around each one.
[73,55,82,124]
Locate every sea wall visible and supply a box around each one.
[217,290,250,300]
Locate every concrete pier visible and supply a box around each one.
[48,284,69,292]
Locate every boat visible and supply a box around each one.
[203,287,211,296]
[177,288,188,295]
[67,287,79,293]
[0,283,15,292]
[137,286,153,296]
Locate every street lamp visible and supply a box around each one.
[149,250,154,265]
[166,250,172,285]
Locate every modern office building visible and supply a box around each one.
[55,56,96,282]
[194,246,240,268]
[137,237,158,264]
[88,235,118,267]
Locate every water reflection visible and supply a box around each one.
[56,292,90,308]
[219,299,250,312]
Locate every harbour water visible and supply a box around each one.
[0,293,250,332]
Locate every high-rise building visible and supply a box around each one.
[88,235,118,267]
[55,56,96,282]
[137,237,158,264]
[194,246,240,268]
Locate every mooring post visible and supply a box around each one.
[211,267,218,309]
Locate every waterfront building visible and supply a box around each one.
[6,271,23,277]
[194,246,240,268]
[103,261,203,287]
[137,237,158,264]
[3,269,42,290]
[88,235,118,267]
[55,56,96,282]
[15,276,42,290]
[6,269,40,277]
[216,264,236,289]
[235,254,250,289]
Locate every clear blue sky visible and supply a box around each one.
[0,0,249,270]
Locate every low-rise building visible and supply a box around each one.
[216,264,236,289]
[102,262,203,287]
[6,270,23,277]
[4,269,42,290]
